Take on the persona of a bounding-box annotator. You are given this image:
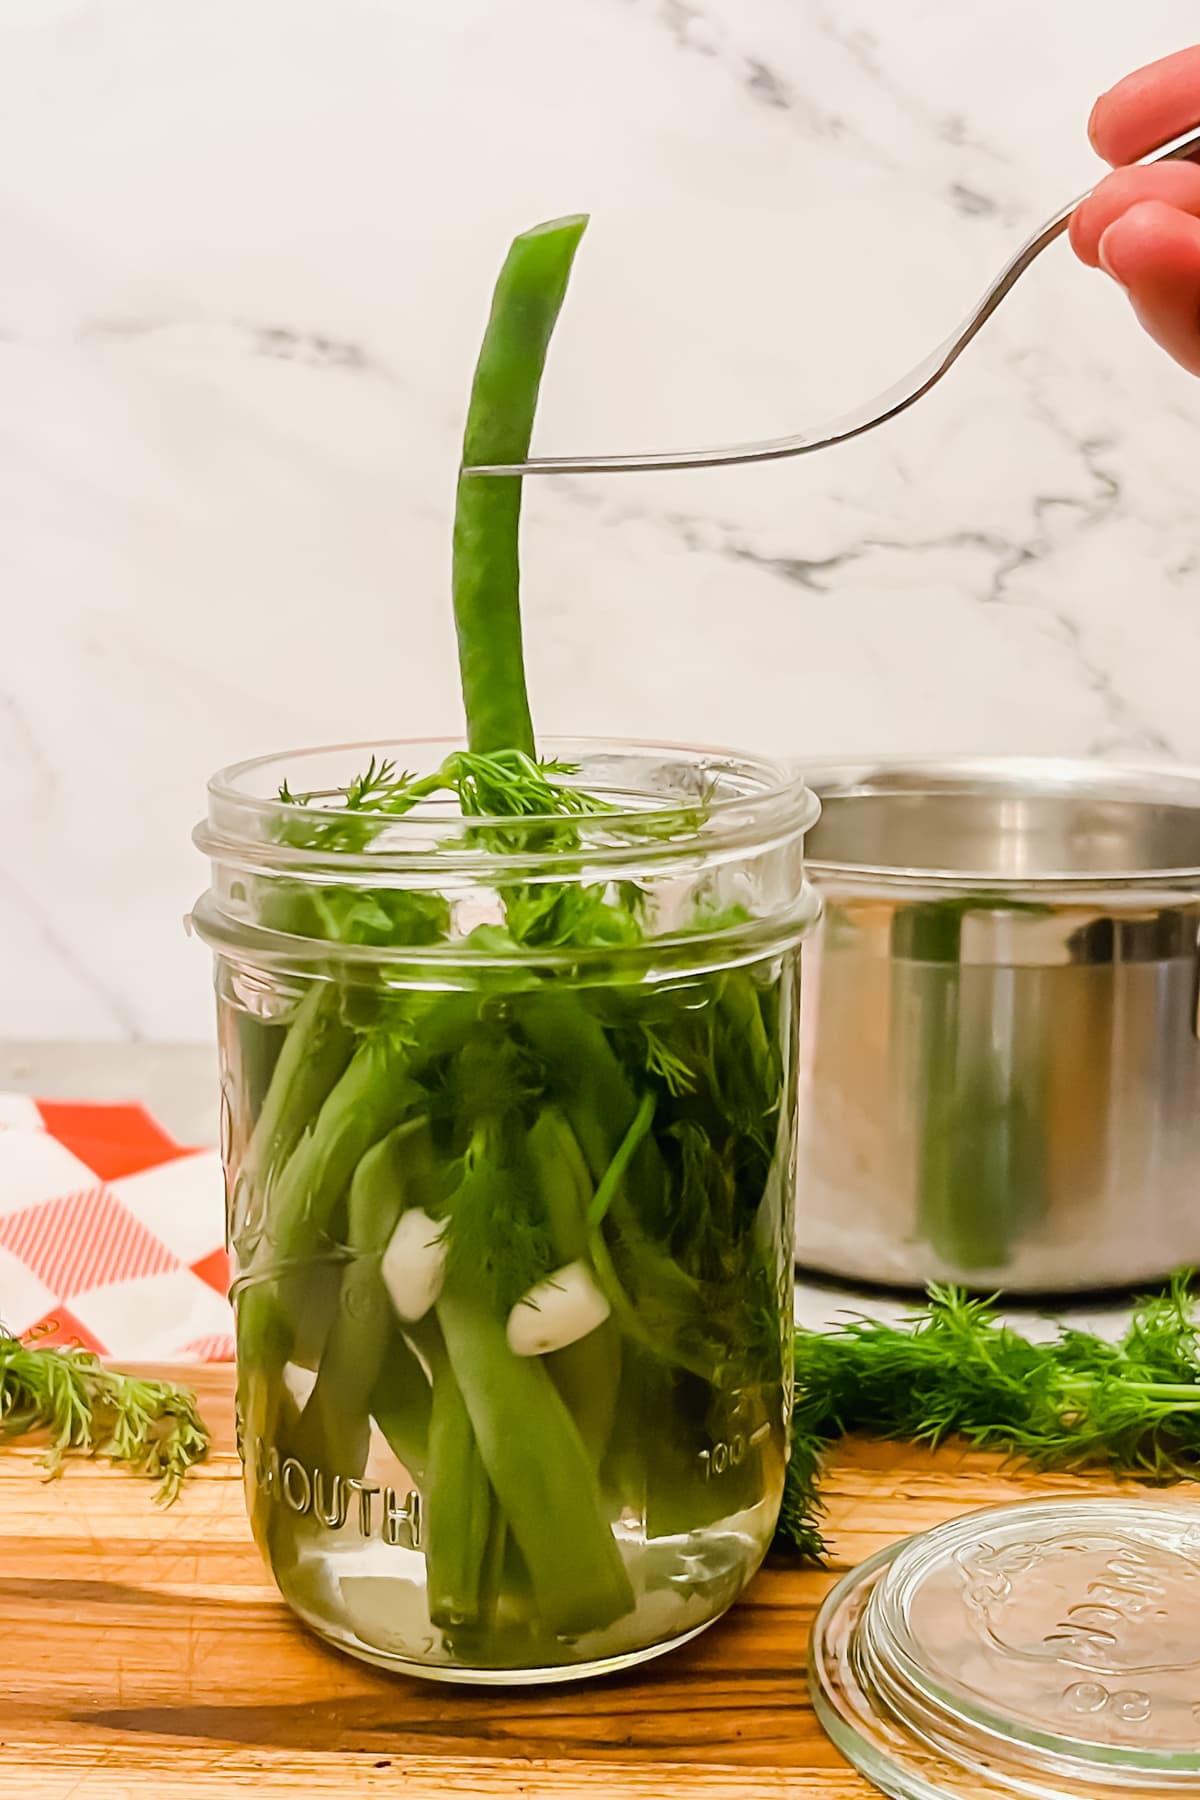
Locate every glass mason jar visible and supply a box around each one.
[192,737,819,1682]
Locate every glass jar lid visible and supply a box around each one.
[810,1498,1200,1799]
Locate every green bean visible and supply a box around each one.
[257,1036,421,1273]
[477,1506,508,1626]
[368,1330,433,1484]
[292,1118,435,1477]
[527,1109,621,1468]
[521,998,722,1383]
[238,986,352,1208]
[518,994,664,1203]
[277,1260,342,1373]
[526,1106,590,1257]
[424,1356,494,1630]
[453,215,587,755]
[437,1256,635,1638]
[232,1011,284,1145]
[449,1517,545,1662]
[236,1037,422,1431]
[234,1288,292,1468]
[244,1384,303,1568]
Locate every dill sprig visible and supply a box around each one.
[273,750,647,954]
[278,750,606,846]
[777,1273,1200,1561]
[0,1329,209,1504]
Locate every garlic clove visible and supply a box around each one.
[282,1361,317,1410]
[506,1259,612,1356]
[381,1206,448,1322]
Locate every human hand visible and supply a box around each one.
[1070,46,1200,374]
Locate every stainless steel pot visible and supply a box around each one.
[795,758,1200,1294]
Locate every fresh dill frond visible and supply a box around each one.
[267,751,682,954]
[452,1031,544,1138]
[441,1137,556,1315]
[0,1329,209,1503]
[776,1274,1200,1562]
[273,748,610,862]
[776,1420,835,1562]
[449,750,608,822]
[278,754,398,821]
[642,1027,697,1096]
[344,754,399,809]
[661,1119,737,1278]
[501,880,645,952]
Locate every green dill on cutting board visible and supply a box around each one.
[0,1328,209,1502]
[777,1273,1200,1560]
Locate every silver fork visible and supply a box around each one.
[465,122,1200,477]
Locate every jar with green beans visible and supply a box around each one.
[193,737,818,1681]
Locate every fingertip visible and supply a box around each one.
[1095,200,1162,287]
[1098,197,1200,285]
[1096,223,1122,284]
[1069,197,1101,267]
[1087,92,1107,156]
[1069,165,1200,269]
[1087,84,1127,166]
[1092,198,1200,375]
[1083,46,1200,166]
[1072,204,1101,266]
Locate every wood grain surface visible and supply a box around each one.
[0,1364,1194,1798]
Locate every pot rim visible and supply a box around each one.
[799,754,1200,888]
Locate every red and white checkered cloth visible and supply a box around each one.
[0,1094,233,1361]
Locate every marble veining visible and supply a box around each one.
[0,0,1198,1039]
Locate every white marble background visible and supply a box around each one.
[2,0,1200,1041]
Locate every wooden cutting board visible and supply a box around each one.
[0,1364,1193,1799]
